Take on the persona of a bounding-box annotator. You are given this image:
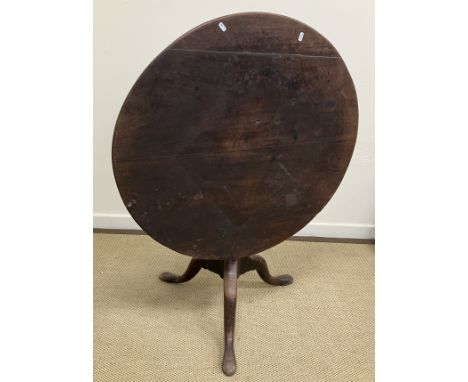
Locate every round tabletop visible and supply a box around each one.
[112,12,358,260]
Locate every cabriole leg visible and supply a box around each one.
[159,258,202,283]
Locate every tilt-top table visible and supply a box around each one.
[112,12,358,376]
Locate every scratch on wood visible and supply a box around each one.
[278,162,292,178]
[223,185,234,201]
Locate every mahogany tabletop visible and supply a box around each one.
[112,13,358,260]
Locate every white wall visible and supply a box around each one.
[94,0,374,239]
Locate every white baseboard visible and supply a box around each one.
[94,213,141,230]
[294,222,374,239]
[94,213,374,239]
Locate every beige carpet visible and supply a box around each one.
[94,233,374,382]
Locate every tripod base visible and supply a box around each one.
[159,255,293,376]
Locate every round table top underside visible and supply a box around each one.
[112,13,358,259]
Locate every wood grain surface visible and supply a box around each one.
[112,13,358,260]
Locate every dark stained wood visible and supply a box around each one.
[158,255,293,284]
[248,254,293,285]
[158,254,294,376]
[223,259,238,376]
[159,258,202,283]
[112,12,358,260]
[112,12,358,376]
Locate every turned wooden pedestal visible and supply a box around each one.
[112,12,358,376]
[159,255,293,376]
